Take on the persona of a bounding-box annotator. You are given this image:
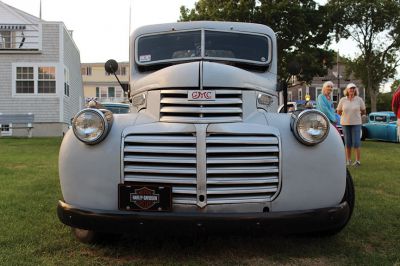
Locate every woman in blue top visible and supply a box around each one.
[316,81,337,124]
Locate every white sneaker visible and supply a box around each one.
[346,160,352,166]
[352,161,361,167]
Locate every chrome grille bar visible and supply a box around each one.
[206,133,280,204]
[123,133,197,204]
[160,89,243,123]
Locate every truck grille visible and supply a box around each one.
[206,133,280,204]
[160,89,242,123]
[123,133,198,204]
[122,130,280,206]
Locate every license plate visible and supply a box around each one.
[119,184,172,211]
[188,90,216,101]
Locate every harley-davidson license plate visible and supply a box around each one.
[188,90,216,101]
[119,184,172,211]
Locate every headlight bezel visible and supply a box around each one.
[72,108,113,145]
[256,92,276,112]
[290,109,330,146]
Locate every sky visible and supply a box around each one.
[2,0,395,90]
[3,0,362,63]
[2,0,197,62]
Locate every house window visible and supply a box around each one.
[0,31,16,48]
[81,67,92,76]
[96,86,125,100]
[16,67,34,93]
[288,91,293,102]
[298,89,302,100]
[108,87,115,98]
[120,66,126,76]
[64,68,70,96]
[0,124,12,136]
[100,87,108,98]
[14,65,57,95]
[38,67,56,93]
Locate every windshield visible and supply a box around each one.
[137,30,201,63]
[136,30,270,66]
[204,31,269,63]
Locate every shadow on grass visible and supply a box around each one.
[87,228,354,263]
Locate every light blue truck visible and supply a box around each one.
[57,21,353,243]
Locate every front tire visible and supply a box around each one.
[361,127,367,141]
[72,228,99,244]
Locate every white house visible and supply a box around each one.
[0,1,83,137]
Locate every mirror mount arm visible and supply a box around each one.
[113,72,126,92]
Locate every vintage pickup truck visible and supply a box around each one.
[57,21,354,243]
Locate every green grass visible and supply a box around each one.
[0,138,399,265]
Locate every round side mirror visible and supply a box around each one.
[105,59,119,74]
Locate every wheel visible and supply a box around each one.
[361,127,367,141]
[342,169,355,220]
[72,228,99,244]
[72,228,121,244]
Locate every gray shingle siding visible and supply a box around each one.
[62,27,83,123]
[0,23,61,122]
[40,23,60,61]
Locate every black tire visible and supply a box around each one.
[342,169,355,219]
[72,228,121,244]
[361,127,367,141]
[72,228,100,244]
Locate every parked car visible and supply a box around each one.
[57,21,354,243]
[362,111,398,142]
[277,101,315,113]
[101,102,130,114]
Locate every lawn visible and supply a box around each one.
[0,138,399,265]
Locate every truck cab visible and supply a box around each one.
[58,21,353,243]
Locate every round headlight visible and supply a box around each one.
[72,109,110,144]
[291,110,330,145]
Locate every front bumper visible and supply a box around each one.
[57,200,350,234]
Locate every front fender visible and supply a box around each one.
[265,113,346,211]
[59,113,143,209]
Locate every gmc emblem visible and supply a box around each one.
[188,90,216,101]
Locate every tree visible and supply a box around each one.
[179,0,336,83]
[327,0,400,112]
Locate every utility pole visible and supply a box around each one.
[39,0,42,19]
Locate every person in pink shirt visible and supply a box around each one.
[392,85,400,142]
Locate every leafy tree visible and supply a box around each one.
[179,0,336,83]
[376,92,393,112]
[327,0,400,112]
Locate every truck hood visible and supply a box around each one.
[132,61,277,95]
